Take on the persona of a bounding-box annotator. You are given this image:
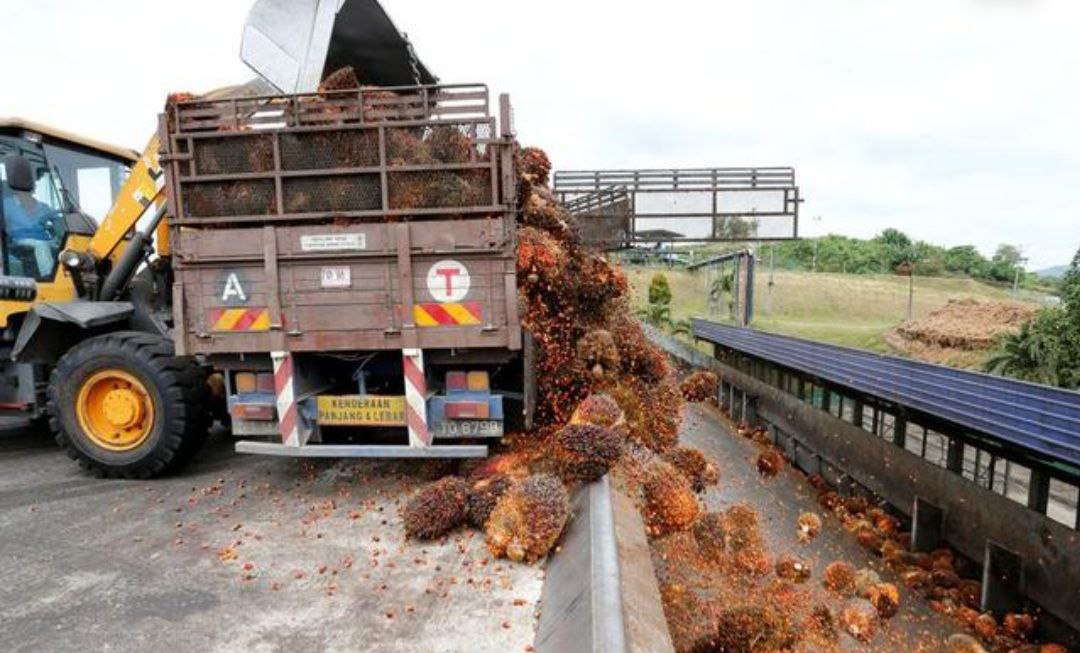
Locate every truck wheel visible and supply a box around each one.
[46,332,210,479]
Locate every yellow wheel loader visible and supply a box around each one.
[0,0,438,478]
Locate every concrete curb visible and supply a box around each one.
[534,476,674,653]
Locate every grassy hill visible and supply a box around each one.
[625,266,1046,356]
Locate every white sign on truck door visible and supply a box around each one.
[426,260,470,303]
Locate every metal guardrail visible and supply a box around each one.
[692,320,1080,469]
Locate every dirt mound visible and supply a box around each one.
[886,298,1038,367]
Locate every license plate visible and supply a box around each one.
[434,420,503,439]
[320,266,351,288]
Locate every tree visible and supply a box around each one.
[987,243,1026,284]
[943,245,987,276]
[873,228,917,270]
[985,245,1080,388]
[645,273,673,327]
[984,312,1065,385]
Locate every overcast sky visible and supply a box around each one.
[2,0,1076,268]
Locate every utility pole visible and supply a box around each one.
[908,272,915,322]
[766,245,775,316]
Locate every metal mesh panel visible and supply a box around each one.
[194,135,274,175]
[280,130,379,170]
[182,180,276,218]
[283,175,382,214]
[386,123,488,166]
[388,170,491,210]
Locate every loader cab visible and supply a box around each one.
[0,138,68,280]
[0,119,136,282]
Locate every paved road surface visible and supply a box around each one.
[0,421,541,653]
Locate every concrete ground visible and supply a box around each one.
[0,421,542,653]
[679,402,964,652]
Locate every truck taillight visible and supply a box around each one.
[445,401,489,419]
[235,372,274,394]
[446,371,467,391]
[446,371,489,393]
[235,372,256,393]
[256,373,274,393]
[231,403,275,421]
[467,371,489,392]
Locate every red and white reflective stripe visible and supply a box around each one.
[402,348,430,447]
[272,351,301,447]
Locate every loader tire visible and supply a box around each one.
[47,332,210,479]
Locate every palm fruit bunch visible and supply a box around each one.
[822,561,857,597]
[756,448,784,478]
[680,371,719,403]
[610,315,673,384]
[723,504,768,575]
[661,583,719,653]
[401,476,471,540]
[427,124,475,164]
[516,146,552,191]
[641,460,700,537]
[1002,613,1036,640]
[575,329,621,378]
[465,475,514,528]
[868,582,900,619]
[854,568,882,599]
[710,605,797,653]
[570,393,627,438]
[517,226,568,289]
[570,252,629,314]
[637,376,683,452]
[974,613,998,640]
[839,603,877,643]
[775,555,813,583]
[805,605,839,646]
[691,512,727,565]
[662,446,719,493]
[318,65,361,93]
[947,634,989,653]
[552,422,622,484]
[797,511,823,543]
[485,474,570,563]
[520,188,574,240]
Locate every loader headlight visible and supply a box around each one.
[60,249,95,272]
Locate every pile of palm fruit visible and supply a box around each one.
[707,400,1069,653]
[400,144,722,564]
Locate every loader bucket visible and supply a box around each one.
[240,0,436,93]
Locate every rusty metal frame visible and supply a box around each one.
[553,167,801,249]
[161,84,506,227]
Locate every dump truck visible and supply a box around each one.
[163,84,528,459]
[0,0,531,477]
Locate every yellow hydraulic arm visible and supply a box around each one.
[87,135,169,261]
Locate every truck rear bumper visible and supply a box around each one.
[234,440,488,458]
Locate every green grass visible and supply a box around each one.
[625,266,1042,353]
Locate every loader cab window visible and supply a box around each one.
[42,143,129,222]
[0,139,67,281]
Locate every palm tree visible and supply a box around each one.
[983,320,1061,385]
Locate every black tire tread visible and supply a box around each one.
[46,332,210,479]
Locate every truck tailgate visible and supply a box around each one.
[174,219,520,355]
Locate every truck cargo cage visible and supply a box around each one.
[553,167,801,250]
[161,84,511,226]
